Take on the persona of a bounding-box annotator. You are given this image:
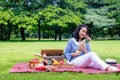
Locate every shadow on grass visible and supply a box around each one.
[0,38,119,42]
[100,56,120,62]
[93,39,120,41]
[0,39,68,42]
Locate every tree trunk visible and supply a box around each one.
[38,20,41,41]
[89,25,91,37]
[116,27,120,40]
[87,22,93,37]
[0,24,3,40]
[7,21,12,40]
[55,30,57,41]
[20,28,25,41]
[58,27,62,41]
[59,32,62,41]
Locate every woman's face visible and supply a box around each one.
[79,27,87,39]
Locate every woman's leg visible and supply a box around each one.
[70,52,109,70]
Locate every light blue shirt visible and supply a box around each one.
[64,38,91,61]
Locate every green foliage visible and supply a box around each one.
[37,5,83,29]
[106,0,120,25]
[16,15,37,29]
[84,7,115,28]
[105,0,120,38]
[0,9,15,40]
[0,0,120,40]
[0,10,14,25]
[83,0,105,7]
[83,0,120,39]
[38,6,65,27]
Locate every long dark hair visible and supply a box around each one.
[72,24,89,41]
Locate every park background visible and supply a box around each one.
[0,0,120,80]
[0,0,120,41]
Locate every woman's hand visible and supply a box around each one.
[79,41,88,54]
[72,50,81,57]
[82,47,88,54]
[85,35,91,41]
[79,41,85,50]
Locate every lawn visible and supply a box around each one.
[0,40,120,80]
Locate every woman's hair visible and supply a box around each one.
[72,24,89,41]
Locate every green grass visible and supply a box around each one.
[0,40,120,80]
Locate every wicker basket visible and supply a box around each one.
[41,50,63,56]
[41,50,64,62]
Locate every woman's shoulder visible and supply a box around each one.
[68,38,76,42]
[67,38,78,45]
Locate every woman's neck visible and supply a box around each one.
[78,39,82,42]
[79,38,85,42]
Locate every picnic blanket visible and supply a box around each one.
[9,62,120,74]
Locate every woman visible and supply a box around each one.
[64,24,119,71]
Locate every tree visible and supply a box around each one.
[36,6,66,40]
[15,14,37,40]
[0,9,15,40]
[85,8,115,38]
[106,0,120,39]
[36,5,83,40]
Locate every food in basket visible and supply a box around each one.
[28,58,40,69]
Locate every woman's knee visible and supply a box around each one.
[88,52,97,56]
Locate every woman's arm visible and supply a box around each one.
[86,42,91,52]
[64,39,83,61]
[78,40,91,54]
[72,50,82,57]
[64,40,73,61]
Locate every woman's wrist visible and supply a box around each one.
[84,50,88,54]
[72,50,81,57]
[71,53,76,57]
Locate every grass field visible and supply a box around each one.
[0,40,120,80]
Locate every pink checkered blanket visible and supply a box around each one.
[9,62,120,74]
